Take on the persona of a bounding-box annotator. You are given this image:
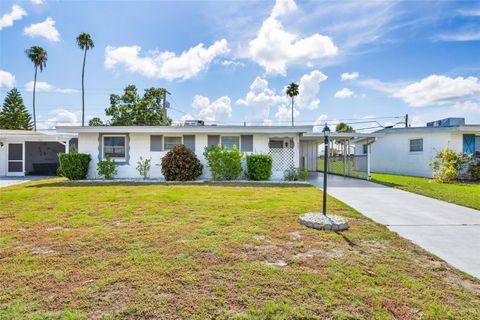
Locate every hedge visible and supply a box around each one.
[58,152,91,180]
[246,154,272,180]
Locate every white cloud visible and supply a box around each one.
[24,17,60,42]
[436,32,480,42]
[37,108,80,129]
[221,59,244,67]
[0,70,16,88]
[296,70,328,109]
[30,0,45,4]
[236,76,285,120]
[394,75,480,107]
[458,8,480,17]
[274,105,299,123]
[104,39,229,81]
[452,101,480,112]
[189,95,232,122]
[334,88,355,99]
[0,5,27,31]
[313,114,329,132]
[25,81,78,93]
[248,0,338,75]
[341,72,359,81]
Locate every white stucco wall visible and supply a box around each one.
[355,131,463,178]
[0,138,6,176]
[78,132,300,179]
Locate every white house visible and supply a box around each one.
[56,124,325,180]
[354,118,480,178]
[0,130,75,177]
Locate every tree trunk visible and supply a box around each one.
[291,96,294,127]
[82,48,87,126]
[33,66,37,131]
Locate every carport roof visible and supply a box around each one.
[0,130,74,140]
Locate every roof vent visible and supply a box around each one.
[184,120,205,126]
[426,118,465,127]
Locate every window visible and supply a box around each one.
[409,138,423,152]
[269,138,294,149]
[240,135,253,152]
[164,136,182,151]
[221,136,240,151]
[150,135,163,151]
[362,144,368,155]
[103,136,126,159]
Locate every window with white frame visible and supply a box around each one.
[164,136,182,151]
[409,138,423,152]
[362,144,368,154]
[103,135,126,160]
[221,136,240,151]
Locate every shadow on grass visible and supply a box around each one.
[26,181,314,189]
[369,178,402,188]
[335,231,359,247]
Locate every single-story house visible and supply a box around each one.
[354,118,480,178]
[0,130,75,177]
[56,124,335,180]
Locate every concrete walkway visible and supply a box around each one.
[308,173,480,279]
[0,176,50,188]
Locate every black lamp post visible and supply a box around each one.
[322,124,330,216]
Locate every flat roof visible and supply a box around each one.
[0,129,74,140]
[376,125,480,134]
[56,125,315,134]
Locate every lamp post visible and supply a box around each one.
[322,124,330,216]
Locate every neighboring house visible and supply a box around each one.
[0,130,75,177]
[354,118,480,178]
[56,125,326,179]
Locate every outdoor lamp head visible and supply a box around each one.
[322,124,331,137]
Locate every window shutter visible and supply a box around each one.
[183,135,195,151]
[207,135,220,148]
[150,135,163,151]
[463,134,475,155]
[241,135,253,152]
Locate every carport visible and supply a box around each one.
[0,130,75,177]
[300,132,380,180]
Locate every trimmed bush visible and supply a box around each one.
[161,145,203,181]
[246,154,272,180]
[429,147,470,183]
[97,156,118,179]
[204,145,243,180]
[58,151,91,180]
[284,167,309,181]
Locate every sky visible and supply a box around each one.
[1,0,480,131]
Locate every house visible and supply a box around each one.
[0,130,75,177]
[56,124,330,180]
[354,118,480,178]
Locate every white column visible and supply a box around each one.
[65,139,70,154]
[367,141,371,180]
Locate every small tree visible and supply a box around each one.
[97,156,118,179]
[0,88,32,130]
[430,147,470,183]
[88,117,104,126]
[204,145,243,180]
[286,82,299,126]
[136,157,151,180]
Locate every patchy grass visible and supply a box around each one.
[0,178,479,319]
[371,173,480,210]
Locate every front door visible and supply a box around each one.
[7,143,24,176]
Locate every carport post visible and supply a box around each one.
[322,124,330,216]
[367,140,371,180]
[65,139,70,154]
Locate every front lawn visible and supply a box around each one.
[371,173,480,210]
[1,179,479,319]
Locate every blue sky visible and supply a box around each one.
[1,0,480,130]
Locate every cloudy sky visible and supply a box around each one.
[1,0,480,129]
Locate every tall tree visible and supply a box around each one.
[76,33,94,126]
[105,85,172,126]
[88,117,104,126]
[0,88,32,130]
[286,82,299,127]
[25,46,47,131]
[335,122,355,133]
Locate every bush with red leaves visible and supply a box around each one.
[161,145,203,181]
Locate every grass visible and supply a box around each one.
[318,158,368,179]
[0,178,479,319]
[371,173,480,210]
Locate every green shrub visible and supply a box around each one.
[97,156,118,179]
[58,151,91,180]
[136,156,151,179]
[246,154,272,180]
[468,159,480,181]
[429,147,470,183]
[161,145,203,181]
[283,167,309,181]
[204,144,243,180]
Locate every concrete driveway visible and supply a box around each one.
[308,172,480,279]
[0,176,50,188]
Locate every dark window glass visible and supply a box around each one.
[104,136,126,158]
[150,135,163,151]
[8,144,23,160]
[8,162,22,172]
[409,139,423,152]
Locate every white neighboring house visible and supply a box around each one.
[354,118,480,178]
[0,130,75,177]
[56,125,325,180]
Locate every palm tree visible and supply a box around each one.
[76,33,94,126]
[25,46,47,131]
[286,82,299,127]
